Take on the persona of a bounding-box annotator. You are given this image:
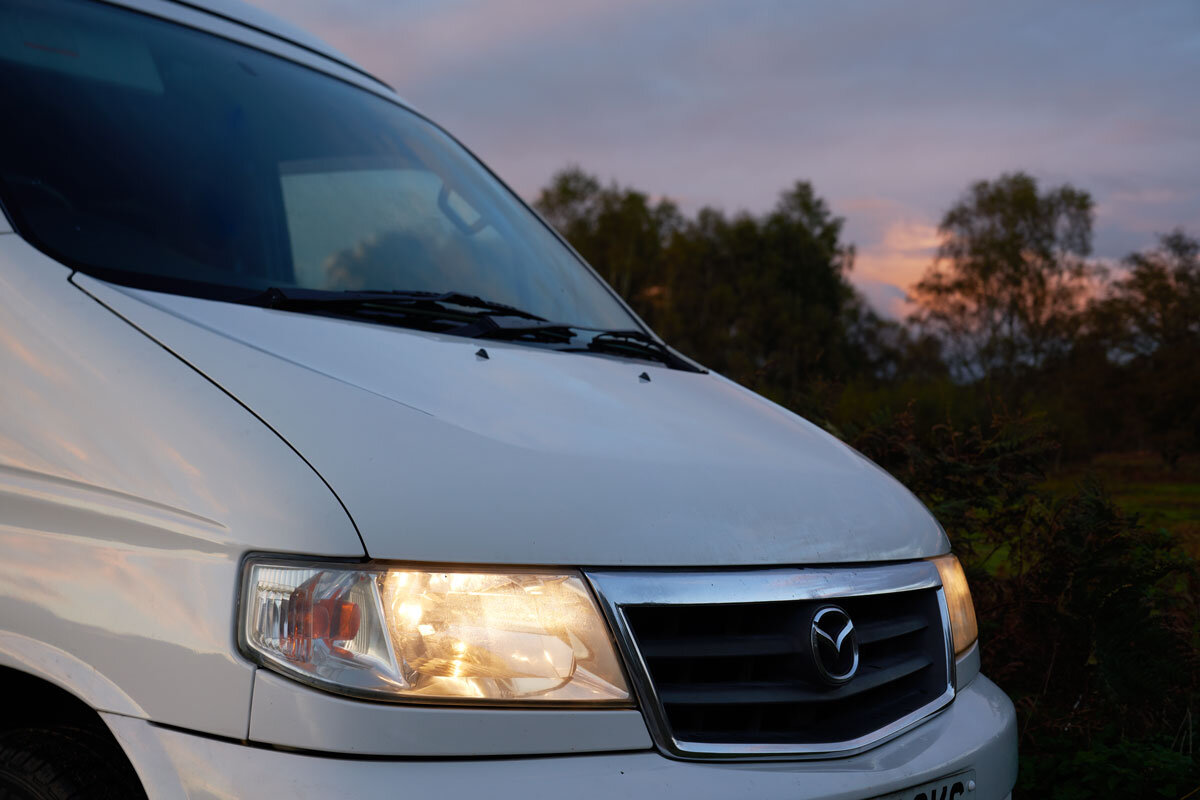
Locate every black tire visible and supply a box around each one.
[0,727,144,800]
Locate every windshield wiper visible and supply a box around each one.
[451,314,578,343]
[579,330,706,373]
[241,287,581,342]
[239,288,704,370]
[241,287,549,322]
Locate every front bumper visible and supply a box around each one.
[103,674,1016,800]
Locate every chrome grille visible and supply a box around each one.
[586,562,955,760]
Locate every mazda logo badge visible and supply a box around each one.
[810,605,859,685]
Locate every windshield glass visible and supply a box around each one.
[0,0,637,331]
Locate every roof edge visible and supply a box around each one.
[163,0,393,91]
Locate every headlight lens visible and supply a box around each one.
[930,554,978,656]
[240,560,631,705]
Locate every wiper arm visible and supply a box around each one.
[582,330,706,373]
[242,287,549,322]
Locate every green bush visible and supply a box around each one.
[1018,736,1199,799]
[832,407,1200,796]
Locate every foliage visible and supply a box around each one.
[538,168,1198,468]
[536,167,683,304]
[909,172,1099,386]
[831,407,1055,571]
[1092,230,1200,358]
[1087,231,1200,467]
[840,408,1200,796]
[535,167,895,413]
[1017,736,1200,799]
[1043,453,1200,559]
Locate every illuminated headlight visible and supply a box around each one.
[930,554,979,656]
[240,559,631,705]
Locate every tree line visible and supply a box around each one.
[537,168,1199,468]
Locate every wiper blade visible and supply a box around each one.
[451,315,578,343]
[242,287,548,321]
[581,330,706,373]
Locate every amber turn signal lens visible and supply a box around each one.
[930,554,978,656]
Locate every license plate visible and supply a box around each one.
[873,770,976,800]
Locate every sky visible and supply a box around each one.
[250,0,1200,317]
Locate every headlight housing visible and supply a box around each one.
[930,554,978,656]
[240,559,631,705]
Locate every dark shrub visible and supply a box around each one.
[836,408,1200,795]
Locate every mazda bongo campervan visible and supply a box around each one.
[0,1,1017,797]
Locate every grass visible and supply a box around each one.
[1045,451,1200,557]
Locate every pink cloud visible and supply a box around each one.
[851,219,940,318]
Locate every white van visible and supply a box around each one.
[0,1,1017,798]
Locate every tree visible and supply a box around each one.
[1089,230,1200,466]
[536,168,882,407]
[534,166,681,317]
[662,182,866,402]
[1092,229,1200,358]
[909,172,1098,385]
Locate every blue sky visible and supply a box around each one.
[250,0,1200,316]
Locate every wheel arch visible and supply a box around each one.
[0,664,147,797]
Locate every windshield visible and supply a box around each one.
[0,0,637,332]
